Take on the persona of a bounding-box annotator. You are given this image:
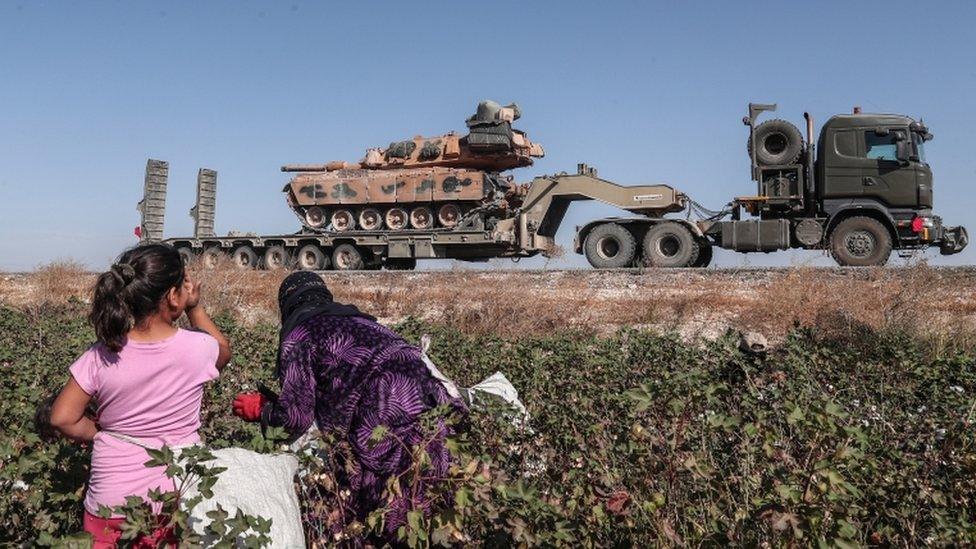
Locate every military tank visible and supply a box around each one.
[281,100,544,232]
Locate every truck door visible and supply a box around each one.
[861,128,917,208]
[821,128,864,199]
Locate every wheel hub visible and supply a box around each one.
[598,237,619,259]
[845,230,875,257]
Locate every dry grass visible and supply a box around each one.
[2,261,975,346]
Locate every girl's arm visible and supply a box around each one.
[187,306,232,371]
[50,379,97,442]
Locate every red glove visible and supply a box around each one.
[232,393,266,422]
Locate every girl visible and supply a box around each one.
[49,244,231,547]
[232,272,466,541]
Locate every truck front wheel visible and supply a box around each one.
[584,223,637,268]
[642,223,700,268]
[829,217,892,267]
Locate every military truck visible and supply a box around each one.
[574,103,968,268]
[140,102,966,270]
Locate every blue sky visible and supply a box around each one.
[1,1,973,270]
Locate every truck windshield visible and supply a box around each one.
[913,132,927,163]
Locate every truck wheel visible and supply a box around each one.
[296,244,327,271]
[584,223,637,268]
[201,247,224,269]
[263,245,290,270]
[232,246,259,270]
[332,244,364,271]
[642,223,699,267]
[829,217,892,267]
[691,241,713,268]
[749,119,804,166]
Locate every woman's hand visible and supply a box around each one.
[232,392,266,422]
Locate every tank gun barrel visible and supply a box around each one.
[281,164,330,173]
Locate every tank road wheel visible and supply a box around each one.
[332,244,364,271]
[829,216,892,267]
[176,246,196,267]
[201,247,224,269]
[263,245,290,270]
[296,244,328,271]
[304,206,328,230]
[584,223,637,269]
[437,204,461,228]
[642,222,699,268]
[232,245,259,270]
[331,209,356,232]
[409,206,434,230]
[358,208,384,231]
[385,207,409,231]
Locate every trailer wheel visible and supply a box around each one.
[232,246,259,270]
[829,217,892,267]
[437,204,461,228]
[176,246,196,267]
[584,223,637,268]
[749,119,804,166]
[201,247,224,269]
[410,206,434,230]
[296,244,327,271]
[642,223,699,267]
[332,244,364,271]
[386,207,409,231]
[691,241,713,268]
[263,245,290,270]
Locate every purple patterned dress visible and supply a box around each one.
[271,313,465,537]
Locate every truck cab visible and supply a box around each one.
[716,104,967,266]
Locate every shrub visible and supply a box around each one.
[1,305,975,545]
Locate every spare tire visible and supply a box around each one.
[748,119,804,166]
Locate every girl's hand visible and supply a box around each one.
[183,275,202,310]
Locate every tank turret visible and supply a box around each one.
[282,101,543,232]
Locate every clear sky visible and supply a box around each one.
[1,1,973,271]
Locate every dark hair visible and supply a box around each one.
[89,243,185,352]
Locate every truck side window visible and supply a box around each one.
[833,130,858,157]
[864,132,898,161]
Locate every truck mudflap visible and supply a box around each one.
[940,225,968,255]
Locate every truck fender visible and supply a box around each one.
[822,199,899,245]
[574,218,704,254]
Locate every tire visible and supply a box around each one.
[263,245,290,270]
[584,223,637,268]
[332,244,364,271]
[749,119,804,166]
[231,245,259,270]
[829,216,893,267]
[384,258,417,270]
[691,241,713,268]
[296,244,327,271]
[642,222,699,268]
[176,246,195,267]
[201,247,224,269]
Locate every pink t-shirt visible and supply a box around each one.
[69,328,220,515]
